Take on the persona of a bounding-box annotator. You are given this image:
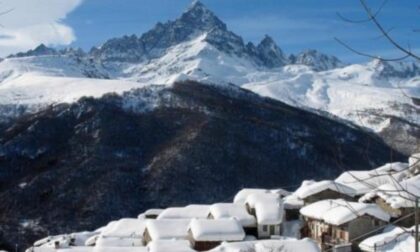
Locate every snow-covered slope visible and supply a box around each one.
[0,74,144,105]
[0,0,418,153]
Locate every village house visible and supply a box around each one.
[208,203,257,236]
[188,218,245,251]
[409,153,420,175]
[233,189,271,205]
[143,219,191,244]
[358,225,416,252]
[81,218,147,247]
[233,188,290,205]
[300,199,390,252]
[359,175,420,228]
[157,205,210,220]
[283,194,304,221]
[245,193,284,238]
[335,162,410,198]
[295,180,357,205]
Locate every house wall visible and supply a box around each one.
[143,229,152,244]
[193,241,221,251]
[285,209,300,221]
[302,216,386,252]
[302,218,330,244]
[258,224,281,238]
[244,226,258,237]
[347,215,387,252]
[375,197,416,228]
[304,189,354,205]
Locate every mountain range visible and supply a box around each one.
[0,1,417,251]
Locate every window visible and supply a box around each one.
[270,225,275,234]
[262,225,268,232]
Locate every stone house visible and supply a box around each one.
[300,199,390,251]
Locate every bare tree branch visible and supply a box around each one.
[358,0,420,60]
[336,0,388,24]
[334,37,411,61]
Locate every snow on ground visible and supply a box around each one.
[209,238,320,252]
[0,74,147,105]
[359,225,419,252]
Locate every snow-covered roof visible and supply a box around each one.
[300,199,390,226]
[209,203,256,227]
[335,166,409,196]
[157,205,210,220]
[92,247,148,252]
[189,218,245,242]
[372,162,408,174]
[245,192,279,209]
[254,196,283,225]
[95,236,143,247]
[295,180,357,199]
[209,238,320,252]
[359,175,420,209]
[145,219,191,241]
[233,189,269,204]
[100,218,146,237]
[32,231,99,249]
[409,153,420,174]
[147,240,195,252]
[283,194,304,209]
[359,225,418,252]
[270,188,291,197]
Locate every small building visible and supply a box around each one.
[359,224,420,252]
[208,203,257,236]
[88,218,147,247]
[143,219,191,244]
[335,162,409,198]
[188,218,245,251]
[295,180,357,205]
[245,193,284,238]
[233,189,270,205]
[283,194,304,221]
[359,175,420,227]
[409,153,420,175]
[300,199,390,251]
[157,205,210,220]
[233,188,290,205]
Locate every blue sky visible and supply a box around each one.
[1,0,419,62]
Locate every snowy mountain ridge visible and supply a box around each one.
[0,0,418,153]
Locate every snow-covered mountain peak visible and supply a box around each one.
[290,49,344,71]
[256,35,288,67]
[181,0,227,31]
[367,58,420,79]
[9,44,58,58]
